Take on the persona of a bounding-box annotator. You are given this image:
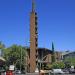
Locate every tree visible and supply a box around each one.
[52,62,65,69]
[64,58,75,68]
[3,44,27,70]
[0,41,5,49]
[51,42,55,63]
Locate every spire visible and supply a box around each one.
[32,0,35,12]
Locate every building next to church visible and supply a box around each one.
[62,51,75,60]
[27,48,53,72]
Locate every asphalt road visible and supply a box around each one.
[15,73,75,75]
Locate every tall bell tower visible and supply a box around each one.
[30,0,38,72]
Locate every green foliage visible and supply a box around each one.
[51,42,55,63]
[3,44,27,70]
[52,62,65,69]
[46,64,53,69]
[51,54,55,63]
[64,58,75,67]
[0,41,5,49]
[44,62,65,70]
[0,41,28,71]
[3,48,12,61]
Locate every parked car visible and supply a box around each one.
[69,68,75,74]
[15,70,21,74]
[63,68,69,74]
[51,69,64,74]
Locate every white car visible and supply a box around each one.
[51,69,64,74]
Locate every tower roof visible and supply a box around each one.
[32,0,35,12]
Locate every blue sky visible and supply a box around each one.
[0,0,75,51]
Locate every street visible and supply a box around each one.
[15,73,75,75]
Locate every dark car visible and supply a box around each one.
[63,69,69,74]
[69,68,75,74]
[15,70,21,74]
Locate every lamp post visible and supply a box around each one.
[20,47,22,72]
[25,47,28,74]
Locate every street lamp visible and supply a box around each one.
[20,47,22,72]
